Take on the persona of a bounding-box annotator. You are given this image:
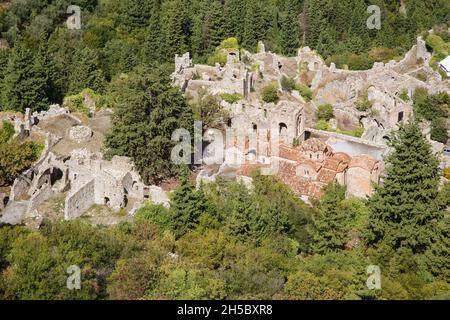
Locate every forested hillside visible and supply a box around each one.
[0,122,449,299]
[0,0,449,112]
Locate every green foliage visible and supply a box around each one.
[295,84,312,101]
[0,137,43,186]
[104,65,194,184]
[207,51,228,66]
[280,76,296,92]
[399,89,410,101]
[367,122,444,256]
[68,47,106,95]
[220,93,242,104]
[316,104,334,121]
[190,92,230,129]
[135,203,171,230]
[1,40,49,112]
[356,89,372,112]
[169,168,208,239]
[326,52,374,70]
[218,37,239,50]
[0,121,15,143]
[430,117,449,143]
[413,88,449,143]
[63,89,112,115]
[311,183,351,253]
[261,82,279,104]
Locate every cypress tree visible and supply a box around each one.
[279,0,301,56]
[68,46,106,95]
[170,166,205,239]
[1,41,49,112]
[311,182,349,253]
[367,122,443,254]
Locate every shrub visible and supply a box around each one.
[399,89,410,101]
[444,168,450,180]
[281,76,296,92]
[430,118,449,143]
[416,72,427,82]
[356,90,372,112]
[63,88,111,115]
[295,84,312,101]
[326,52,374,70]
[316,104,334,121]
[262,82,279,104]
[207,51,228,66]
[0,121,15,143]
[315,120,330,131]
[218,37,239,50]
[368,47,397,62]
[135,203,171,230]
[221,93,242,104]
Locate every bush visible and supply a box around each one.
[0,121,15,143]
[281,76,296,92]
[207,38,240,66]
[315,120,330,131]
[316,104,334,121]
[368,47,397,62]
[221,93,242,104]
[262,82,279,104]
[430,118,449,143]
[135,203,171,230]
[356,90,372,112]
[326,52,374,70]
[63,88,111,115]
[207,51,228,66]
[399,89,410,101]
[444,168,450,180]
[295,84,312,101]
[218,37,239,50]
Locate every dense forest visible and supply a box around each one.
[0,0,449,112]
[0,122,449,299]
[0,0,449,300]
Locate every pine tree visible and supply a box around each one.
[279,0,301,56]
[68,46,106,95]
[367,122,443,254]
[105,65,194,185]
[1,41,49,112]
[311,182,350,253]
[170,166,206,238]
[160,0,189,61]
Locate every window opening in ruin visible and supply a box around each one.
[50,168,63,186]
[398,111,404,122]
[227,118,232,127]
[252,123,257,132]
[104,197,110,205]
[279,122,287,134]
[264,109,267,118]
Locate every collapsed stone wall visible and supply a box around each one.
[65,179,95,219]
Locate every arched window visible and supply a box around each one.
[279,122,288,134]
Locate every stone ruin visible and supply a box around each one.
[173,37,449,200]
[6,147,169,224]
[69,125,93,143]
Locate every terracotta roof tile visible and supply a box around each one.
[301,138,329,152]
[316,168,337,183]
[349,155,378,171]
